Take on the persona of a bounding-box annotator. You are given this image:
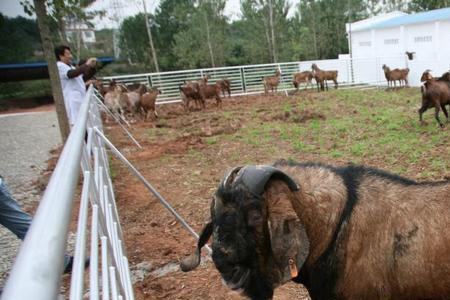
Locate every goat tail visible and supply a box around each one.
[293,81,298,88]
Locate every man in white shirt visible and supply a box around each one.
[54,45,96,126]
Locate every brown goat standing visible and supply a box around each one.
[419,70,450,127]
[126,84,147,117]
[262,70,281,95]
[292,71,314,91]
[199,80,222,109]
[382,64,409,88]
[216,79,231,97]
[311,63,338,91]
[140,87,161,121]
[179,81,202,112]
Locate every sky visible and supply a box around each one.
[0,0,300,29]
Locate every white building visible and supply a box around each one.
[348,7,450,60]
[66,23,97,44]
[345,7,450,86]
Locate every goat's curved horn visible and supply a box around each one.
[180,221,213,272]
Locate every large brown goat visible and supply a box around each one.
[382,65,410,88]
[292,71,314,91]
[311,64,338,91]
[419,70,450,127]
[181,160,450,300]
[262,70,281,95]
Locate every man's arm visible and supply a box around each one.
[67,64,91,79]
[66,58,97,79]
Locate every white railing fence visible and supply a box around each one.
[2,86,134,300]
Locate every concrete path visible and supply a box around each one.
[0,110,62,286]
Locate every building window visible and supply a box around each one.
[84,31,93,38]
[384,38,399,45]
[359,41,371,47]
[414,35,432,43]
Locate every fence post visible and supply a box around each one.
[241,67,246,93]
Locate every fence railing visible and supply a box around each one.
[2,86,134,300]
[102,56,415,105]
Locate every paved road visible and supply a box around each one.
[0,111,62,286]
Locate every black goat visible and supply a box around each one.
[181,160,450,300]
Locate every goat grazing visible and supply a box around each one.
[419,70,450,127]
[292,71,314,91]
[382,65,410,88]
[262,70,281,95]
[311,64,338,91]
[181,160,450,300]
[140,87,161,121]
[216,79,231,97]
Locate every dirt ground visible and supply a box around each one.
[28,88,447,299]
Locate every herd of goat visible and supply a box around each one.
[94,63,450,128]
[93,64,450,299]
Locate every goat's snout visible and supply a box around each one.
[226,266,251,290]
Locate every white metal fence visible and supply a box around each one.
[2,86,134,300]
[102,56,450,105]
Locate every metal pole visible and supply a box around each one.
[93,95,142,149]
[94,127,212,254]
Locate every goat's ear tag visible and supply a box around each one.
[288,258,298,278]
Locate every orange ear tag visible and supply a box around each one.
[288,258,298,278]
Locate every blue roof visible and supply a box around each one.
[0,57,115,70]
[354,7,450,32]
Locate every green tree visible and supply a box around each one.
[408,0,450,12]
[153,0,196,70]
[22,0,104,59]
[119,14,152,68]
[0,14,42,63]
[173,0,229,69]
[295,0,367,60]
[381,0,409,12]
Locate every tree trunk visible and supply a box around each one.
[268,0,277,62]
[311,6,319,59]
[33,0,70,142]
[57,15,69,45]
[142,0,160,73]
[261,16,272,62]
[204,12,216,68]
[76,24,82,61]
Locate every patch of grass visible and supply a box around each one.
[205,137,218,145]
